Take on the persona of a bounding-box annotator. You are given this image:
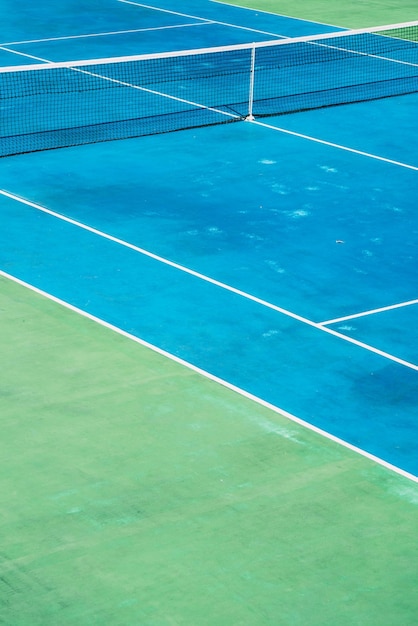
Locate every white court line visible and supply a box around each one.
[1,188,417,372]
[0,46,51,63]
[0,268,416,483]
[210,0,342,29]
[321,299,418,326]
[118,0,213,21]
[0,22,211,47]
[247,119,418,171]
[117,0,288,38]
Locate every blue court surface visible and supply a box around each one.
[1,0,417,480]
[0,0,339,65]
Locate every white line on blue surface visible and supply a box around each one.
[0,46,51,62]
[117,0,287,38]
[210,0,342,29]
[249,119,418,172]
[1,188,417,371]
[118,0,213,21]
[321,299,418,326]
[1,267,416,483]
[0,23,211,47]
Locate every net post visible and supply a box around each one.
[245,44,256,121]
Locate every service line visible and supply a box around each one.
[0,22,211,47]
[321,299,418,326]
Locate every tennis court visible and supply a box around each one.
[1,1,417,624]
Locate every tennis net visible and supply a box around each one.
[1,20,417,156]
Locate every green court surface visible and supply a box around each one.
[1,275,417,625]
[220,0,418,27]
